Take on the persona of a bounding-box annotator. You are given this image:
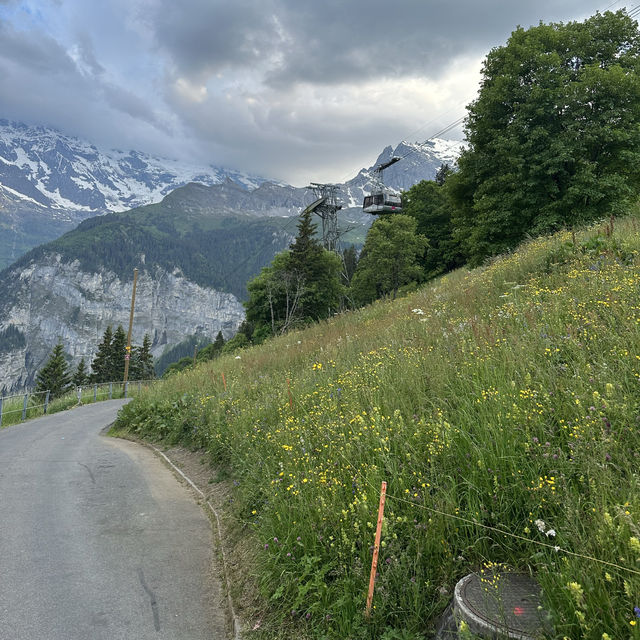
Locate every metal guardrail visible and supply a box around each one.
[0,379,155,428]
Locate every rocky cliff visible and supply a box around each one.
[0,256,244,393]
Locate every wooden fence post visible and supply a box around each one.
[44,390,50,414]
[365,481,387,618]
[22,394,28,421]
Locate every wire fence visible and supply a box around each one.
[0,379,156,428]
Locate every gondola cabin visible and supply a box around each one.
[363,192,402,214]
[362,155,402,215]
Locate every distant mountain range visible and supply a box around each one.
[0,119,268,269]
[0,120,463,392]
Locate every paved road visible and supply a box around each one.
[0,400,226,640]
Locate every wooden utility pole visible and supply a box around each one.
[123,268,139,385]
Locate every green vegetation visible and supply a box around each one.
[350,215,427,305]
[245,209,344,340]
[2,195,295,300]
[449,10,640,266]
[115,215,640,638]
[35,341,71,399]
[0,381,152,429]
[89,325,154,383]
[72,358,89,387]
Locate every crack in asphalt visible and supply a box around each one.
[78,462,96,484]
[137,568,161,631]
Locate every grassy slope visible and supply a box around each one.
[116,215,640,639]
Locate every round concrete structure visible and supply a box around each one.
[453,572,550,639]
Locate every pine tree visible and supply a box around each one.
[136,334,155,380]
[109,325,127,381]
[90,325,113,383]
[213,330,225,354]
[36,341,72,399]
[72,358,89,387]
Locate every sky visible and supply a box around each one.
[0,0,629,185]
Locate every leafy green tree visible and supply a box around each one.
[72,358,89,387]
[245,210,344,337]
[341,245,358,287]
[453,10,640,264]
[434,163,452,186]
[404,180,465,278]
[90,325,113,383]
[350,215,428,306]
[36,341,72,399]
[221,332,249,354]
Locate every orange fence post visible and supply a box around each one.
[365,481,387,618]
[222,372,227,391]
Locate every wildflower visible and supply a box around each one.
[567,581,584,603]
[535,519,546,533]
[630,537,640,553]
[235,355,241,360]
[635,606,640,618]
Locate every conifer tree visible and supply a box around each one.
[109,325,127,381]
[72,358,89,387]
[135,334,155,380]
[213,330,225,354]
[90,325,113,383]
[36,341,72,399]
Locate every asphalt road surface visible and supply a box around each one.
[0,400,226,640]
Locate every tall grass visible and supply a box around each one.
[117,216,640,639]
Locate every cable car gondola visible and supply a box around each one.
[362,156,402,214]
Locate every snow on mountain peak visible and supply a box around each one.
[0,119,266,213]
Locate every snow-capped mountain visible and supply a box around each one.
[0,119,265,213]
[341,139,465,211]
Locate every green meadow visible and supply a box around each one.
[116,215,640,639]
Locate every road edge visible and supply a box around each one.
[106,429,243,640]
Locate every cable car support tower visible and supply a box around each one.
[303,183,343,253]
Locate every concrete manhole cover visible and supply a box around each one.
[453,572,551,639]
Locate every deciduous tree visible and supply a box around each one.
[453,10,640,264]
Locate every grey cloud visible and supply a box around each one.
[75,33,105,76]
[147,0,282,81]
[147,0,604,88]
[101,83,163,128]
[0,21,76,74]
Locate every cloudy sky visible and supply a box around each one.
[0,0,626,185]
